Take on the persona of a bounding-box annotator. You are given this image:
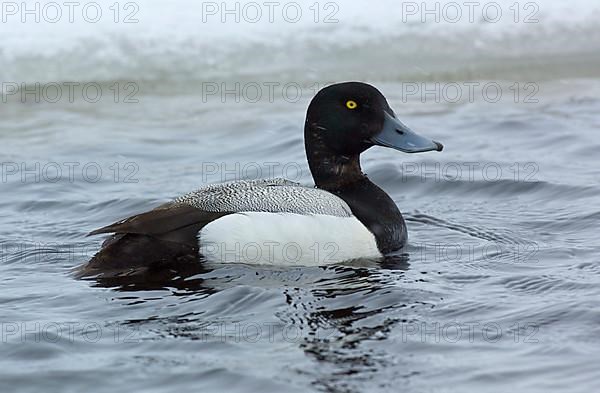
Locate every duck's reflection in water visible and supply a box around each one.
[81,254,425,391]
[282,255,414,391]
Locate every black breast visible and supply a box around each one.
[329,178,407,253]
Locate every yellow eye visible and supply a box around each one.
[346,100,358,109]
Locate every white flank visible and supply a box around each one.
[198,212,382,266]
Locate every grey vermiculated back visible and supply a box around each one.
[173,178,353,217]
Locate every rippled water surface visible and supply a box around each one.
[2,1,600,392]
[2,78,599,392]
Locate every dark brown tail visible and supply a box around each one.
[76,233,199,279]
[77,203,228,280]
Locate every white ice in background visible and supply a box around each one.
[0,0,599,84]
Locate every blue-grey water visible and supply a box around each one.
[2,1,600,392]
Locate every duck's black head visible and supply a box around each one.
[305,82,443,187]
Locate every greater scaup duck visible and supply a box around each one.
[79,82,442,276]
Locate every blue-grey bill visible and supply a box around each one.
[371,112,443,153]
